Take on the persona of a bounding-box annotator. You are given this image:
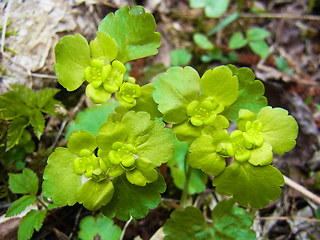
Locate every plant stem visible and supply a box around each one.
[120,216,133,240]
[1,0,11,53]
[36,196,49,210]
[36,196,74,233]
[257,216,320,222]
[284,175,320,205]
[180,165,192,208]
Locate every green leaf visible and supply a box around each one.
[248,142,273,166]
[98,111,174,186]
[97,122,128,153]
[193,33,214,50]
[246,27,271,41]
[76,179,114,210]
[67,130,97,155]
[210,199,256,240]
[0,90,25,119]
[275,57,289,71]
[223,67,267,121]
[188,133,227,176]
[153,66,200,124]
[224,80,267,121]
[170,49,192,66]
[89,31,118,62]
[35,88,60,110]
[6,117,29,151]
[132,83,162,119]
[233,66,256,89]
[208,12,239,36]
[98,6,161,63]
[43,148,81,206]
[163,201,256,240]
[172,121,202,142]
[248,40,269,59]
[190,0,206,8]
[18,209,47,240]
[78,214,122,240]
[5,195,37,217]
[101,174,166,221]
[120,111,175,167]
[200,66,238,106]
[167,138,207,194]
[66,99,120,138]
[54,34,90,91]
[228,32,248,49]
[163,206,214,240]
[213,161,284,208]
[190,0,230,18]
[10,84,35,107]
[8,168,38,195]
[29,109,45,139]
[41,99,61,116]
[258,107,298,155]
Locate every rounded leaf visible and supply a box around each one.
[43,148,81,206]
[213,161,284,208]
[89,31,118,62]
[193,33,214,50]
[101,174,166,221]
[98,6,161,63]
[258,107,298,155]
[54,34,90,91]
[121,111,175,167]
[97,122,129,153]
[249,40,269,59]
[200,66,238,107]
[188,135,226,176]
[246,27,271,41]
[229,32,247,49]
[132,83,163,119]
[248,142,273,166]
[154,66,201,124]
[76,179,114,210]
[172,121,202,142]
[67,130,97,155]
[86,84,112,104]
[223,80,267,122]
[78,215,122,240]
[163,207,213,240]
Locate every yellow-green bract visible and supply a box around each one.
[43,111,174,219]
[54,5,161,104]
[153,65,238,142]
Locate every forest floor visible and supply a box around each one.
[1,0,320,239]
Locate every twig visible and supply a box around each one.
[51,120,67,149]
[284,175,320,206]
[1,0,11,53]
[68,207,82,239]
[30,72,57,79]
[50,94,86,149]
[239,12,320,21]
[257,216,320,223]
[120,216,133,240]
[161,198,182,210]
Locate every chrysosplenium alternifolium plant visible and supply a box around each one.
[43,5,298,223]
